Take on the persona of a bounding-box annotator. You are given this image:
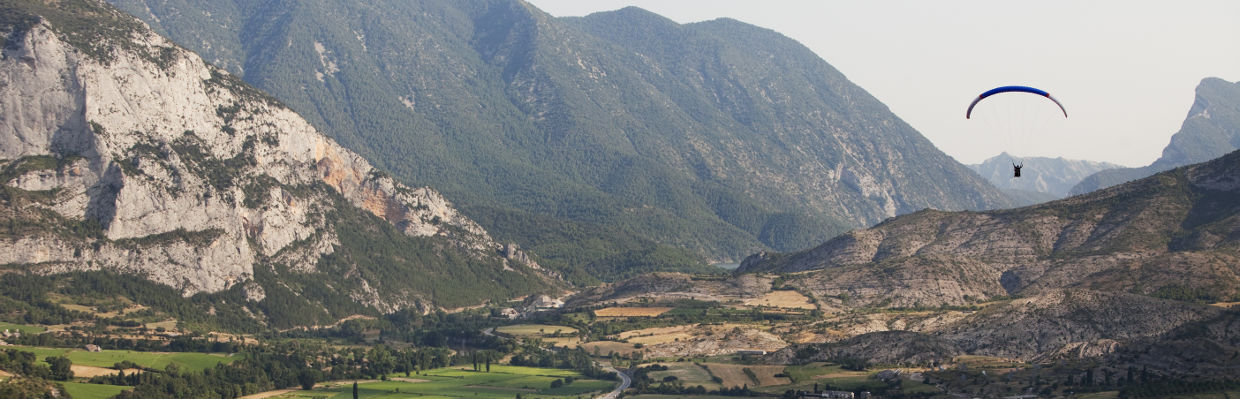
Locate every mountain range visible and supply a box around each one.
[2,0,1239,386]
[594,143,1233,378]
[730,146,1240,374]
[740,147,1240,308]
[968,152,1121,204]
[104,0,1013,280]
[1069,77,1240,195]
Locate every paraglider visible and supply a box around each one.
[966,85,1067,178]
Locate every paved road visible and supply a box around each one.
[596,363,630,399]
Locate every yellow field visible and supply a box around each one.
[543,336,583,347]
[647,362,721,390]
[703,363,789,388]
[618,325,694,345]
[743,290,815,310]
[144,320,178,330]
[70,365,143,378]
[593,307,674,317]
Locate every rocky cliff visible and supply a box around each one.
[1070,77,1240,195]
[0,0,557,324]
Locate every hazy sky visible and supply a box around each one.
[525,0,1240,166]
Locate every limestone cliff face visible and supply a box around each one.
[1069,78,1240,195]
[0,4,550,310]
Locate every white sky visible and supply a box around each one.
[525,0,1240,166]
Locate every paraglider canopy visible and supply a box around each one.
[966,85,1067,179]
[966,85,1067,119]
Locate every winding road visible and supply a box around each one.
[596,363,630,399]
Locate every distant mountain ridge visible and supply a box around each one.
[968,152,1121,201]
[740,148,1240,308]
[0,0,559,327]
[1070,77,1240,195]
[105,0,1013,278]
[725,149,1240,376]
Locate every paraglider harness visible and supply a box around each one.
[1012,162,1023,178]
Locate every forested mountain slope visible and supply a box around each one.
[107,0,1012,280]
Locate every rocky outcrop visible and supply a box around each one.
[1070,78,1240,195]
[0,1,556,312]
[772,289,1228,373]
[739,149,1240,309]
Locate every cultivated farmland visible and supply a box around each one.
[742,290,816,310]
[703,363,789,388]
[271,365,614,399]
[495,324,579,337]
[646,362,722,390]
[593,307,674,317]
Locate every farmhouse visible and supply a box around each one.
[496,308,520,319]
[529,295,564,310]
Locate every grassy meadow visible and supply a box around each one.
[0,321,47,335]
[59,381,131,399]
[12,345,236,372]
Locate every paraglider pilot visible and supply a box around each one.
[1012,162,1023,178]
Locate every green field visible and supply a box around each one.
[494,324,578,337]
[12,345,236,372]
[276,365,614,399]
[60,381,130,399]
[0,321,46,335]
